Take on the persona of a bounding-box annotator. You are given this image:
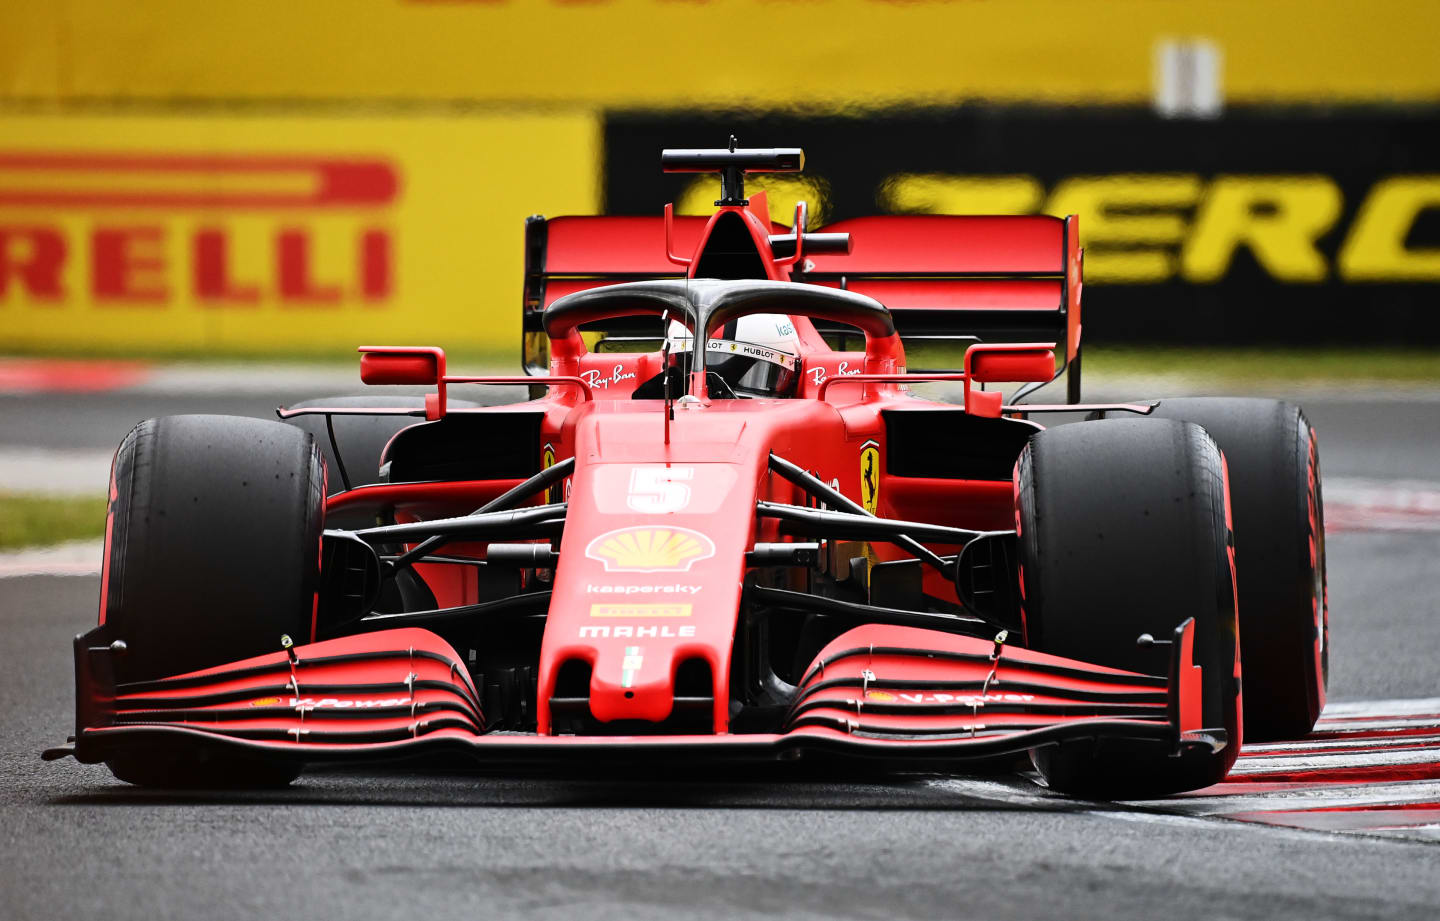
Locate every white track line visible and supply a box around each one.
[128,364,360,395]
[1364,825,1440,841]
[0,539,103,578]
[1242,735,1440,753]
[1159,698,1440,840]
[1318,697,1440,718]
[1152,781,1440,815]
[1305,719,1440,734]
[1228,747,1440,775]
[1324,478,1440,533]
[0,447,114,496]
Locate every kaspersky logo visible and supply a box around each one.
[0,151,397,305]
[585,526,716,573]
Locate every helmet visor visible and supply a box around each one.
[670,338,799,399]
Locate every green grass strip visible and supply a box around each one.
[900,344,1440,384]
[1084,347,1440,383]
[0,493,108,551]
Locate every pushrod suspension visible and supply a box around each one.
[384,458,574,572]
[750,585,987,636]
[355,503,566,545]
[756,501,998,546]
[767,453,951,573]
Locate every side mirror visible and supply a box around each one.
[965,345,1055,384]
[963,343,1056,417]
[359,346,445,385]
[358,346,447,419]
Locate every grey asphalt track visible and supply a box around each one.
[2,384,1439,920]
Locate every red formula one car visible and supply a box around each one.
[49,144,1329,797]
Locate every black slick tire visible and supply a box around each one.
[1148,398,1327,741]
[99,414,326,787]
[1016,419,1242,797]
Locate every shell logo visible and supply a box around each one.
[585,526,716,573]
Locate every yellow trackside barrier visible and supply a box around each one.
[3,0,1440,106]
[0,113,599,355]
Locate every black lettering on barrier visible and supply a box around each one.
[603,107,1440,345]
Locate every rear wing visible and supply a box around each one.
[523,212,1084,401]
[797,215,1083,402]
[522,215,699,374]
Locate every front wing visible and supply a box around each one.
[50,621,1223,769]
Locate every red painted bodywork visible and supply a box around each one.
[66,185,1218,771]
[70,620,1199,764]
[0,152,397,209]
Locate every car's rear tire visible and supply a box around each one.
[1016,419,1242,797]
[1148,398,1327,741]
[99,414,326,787]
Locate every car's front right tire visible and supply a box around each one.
[1016,419,1242,797]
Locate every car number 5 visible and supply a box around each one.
[627,466,694,514]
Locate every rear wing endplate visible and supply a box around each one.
[796,214,1083,402]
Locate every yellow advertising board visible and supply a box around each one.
[0,113,599,353]
[2,0,1439,106]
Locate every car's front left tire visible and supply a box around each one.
[98,414,326,787]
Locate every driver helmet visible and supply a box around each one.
[668,314,801,399]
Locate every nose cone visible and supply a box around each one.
[538,458,754,734]
[587,626,695,724]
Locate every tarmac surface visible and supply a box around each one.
[2,375,1439,920]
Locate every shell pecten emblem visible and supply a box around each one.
[585,526,716,573]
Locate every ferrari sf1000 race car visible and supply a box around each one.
[48,144,1329,798]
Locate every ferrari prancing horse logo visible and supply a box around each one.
[860,440,880,515]
[542,443,557,503]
